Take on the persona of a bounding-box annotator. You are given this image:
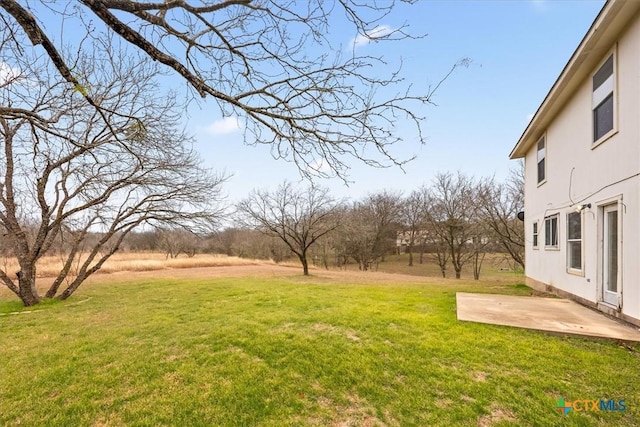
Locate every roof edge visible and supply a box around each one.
[510,0,640,159]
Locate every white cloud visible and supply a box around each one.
[205,116,242,135]
[351,25,394,49]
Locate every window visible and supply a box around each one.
[533,221,539,248]
[593,54,614,142]
[567,212,582,271]
[544,214,558,249]
[537,136,546,184]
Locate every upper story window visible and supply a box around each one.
[544,214,558,249]
[536,136,546,184]
[592,53,615,143]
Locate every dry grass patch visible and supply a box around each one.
[0,252,265,279]
[313,393,397,427]
[435,398,454,409]
[313,323,361,342]
[477,405,517,426]
[91,413,124,427]
[0,254,294,300]
[472,371,488,382]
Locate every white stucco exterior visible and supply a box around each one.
[510,0,640,325]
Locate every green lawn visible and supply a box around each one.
[1,271,638,426]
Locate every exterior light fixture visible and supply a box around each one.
[575,203,591,212]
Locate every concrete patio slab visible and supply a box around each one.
[456,292,640,342]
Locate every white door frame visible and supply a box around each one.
[600,202,622,307]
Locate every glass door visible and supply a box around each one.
[602,204,619,306]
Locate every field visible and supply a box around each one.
[0,252,270,281]
[1,255,639,426]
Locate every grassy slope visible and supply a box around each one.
[1,270,638,426]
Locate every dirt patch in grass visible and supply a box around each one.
[344,330,361,342]
[477,404,517,426]
[313,393,397,427]
[91,413,124,427]
[544,389,562,400]
[435,398,453,409]
[472,371,488,382]
[313,323,361,342]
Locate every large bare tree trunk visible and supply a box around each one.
[16,268,40,306]
[472,251,486,280]
[452,253,462,279]
[299,253,310,276]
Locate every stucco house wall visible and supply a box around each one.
[514,1,640,325]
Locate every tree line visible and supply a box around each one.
[0,168,523,305]
[77,169,524,279]
[234,170,524,278]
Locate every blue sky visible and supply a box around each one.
[187,0,606,200]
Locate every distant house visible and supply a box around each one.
[510,0,640,325]
[395,229,493,253]
[396,230,431,253]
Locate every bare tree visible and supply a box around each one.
[158,228,202,259]
[468,225,491,280]
[339,190,401,271]
[311,235,336,270]
[425,172,479,279]
[236,182,342,275]
[220,229,291,263]
[399,188,427,266]
[477,163,525,269]
[1,0,466,179]
[123,231,161,252]
[0,46,226,306]
[208,228,240,257]
[423,231,450,278]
